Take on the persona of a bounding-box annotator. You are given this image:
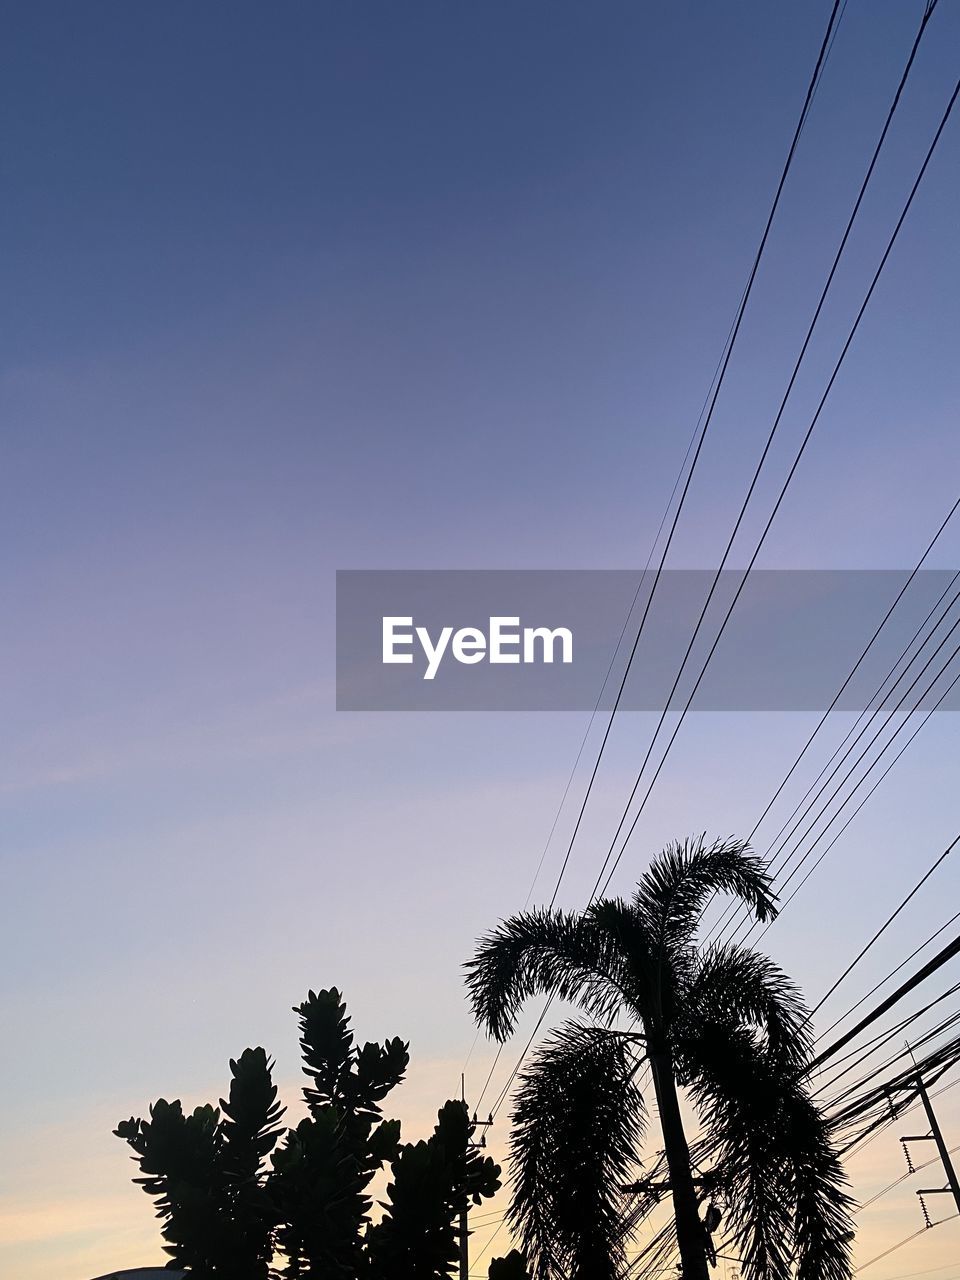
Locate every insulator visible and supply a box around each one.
[918,1192,932,1229]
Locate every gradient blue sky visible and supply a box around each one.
[3,3,960,1276]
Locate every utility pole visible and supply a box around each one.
[899,1048,960,1228]
[460,1074,493,1280]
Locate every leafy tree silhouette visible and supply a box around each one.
[115,988,503,1279]
[269,988,408,1276]
[115,1046,284,1279]
[367,1099,501,1279]
[466,837,854,1280]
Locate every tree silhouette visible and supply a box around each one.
[115,1047,284,1278]
[367,1099,501,1279]
[116,988,502,1278]
[466,837,854,1280]
[269,988,408,1276]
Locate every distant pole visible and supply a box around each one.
[900,1045,960,1225]
[460,1077,493,1280]
[461,1074,470,1280]
[915,1071,960,1214]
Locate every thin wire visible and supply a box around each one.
[745,656,960,948]
[491,536,960,1115]
[523,423,704,913]
[473,1042,506,1114]
[855,1216,960,1273]
[822,1002,960,1106]
[542,0,845,914]
[857,1143,960,1213]
[469,1209,507,1226]
[817,991,960,1099]
[761,569,959,875]
[586,0,942,904]
[869,1265,960,1280]
[812,836,960,1015]
[726,574,960,944]
[460,0,762,1103]
[597,67,960,903]
[470,1217,508,1271]
[703,520,960,945]
[817,907,960,1044]
[491,1002,552,1117]
[842,1074,960,1161]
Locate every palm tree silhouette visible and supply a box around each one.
[466,836,853,1280]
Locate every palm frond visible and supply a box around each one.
[508,1021,646,1280]
[686,1020,853,1280]
[687,1023,795,1280]
[632,837,777,958]
[586,897,659,1021]
[465,909,633,1041]
[680,943,811,1067]
[786,1095,855,1280]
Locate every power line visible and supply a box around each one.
[482,7,960,1131]
[462,427,708,1086]
[841,1073,960,1162]
[596,63,960,904]
[485,633,960,1240]
[490,1001,551,1117]
[812,836,960,1016]
[865,1264,960,1280]
[540,0,845,914]
[715,568,960,954]
[855,1216,960,1274]
[702,519,960,945]
[739,650,960,950]
[492,667,960,1122]
[617,552,960,1090]
[469,1217,508,1273]
[817,989,960,1102]
[812,929,960,1070]
[625,1037,960,1277]
[858,1142,960,1213]
[586,0,944,905]
[747,572,960,896]
[524,401,708,914]
[817,906,960,1045]
[761,569,959,871]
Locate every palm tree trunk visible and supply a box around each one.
[649,1045,709,1280]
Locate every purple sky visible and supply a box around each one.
[2,3,960,1275]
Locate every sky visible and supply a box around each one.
[2,1,960,1276]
